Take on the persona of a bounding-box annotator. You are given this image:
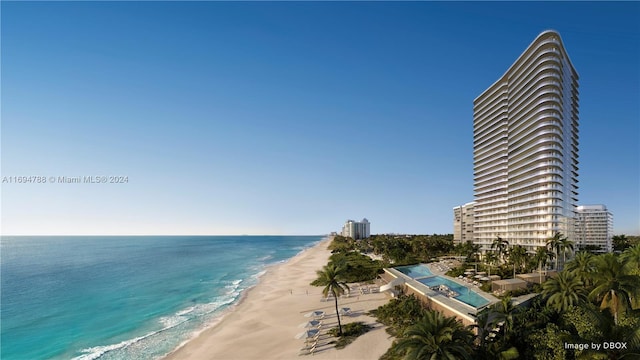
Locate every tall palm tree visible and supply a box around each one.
[588,253,640,325]
[559,237,574,270]
[491,236,509,264]
[541,270,587,312]
[394,310,475,360]
[508,245,527,278]
[485,252,498,278]
[314,263,349,335]
[546,232,565,270]
[533,246,552,283]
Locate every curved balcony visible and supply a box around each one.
[475,118,507,141]
[510,150,564,171]
[508,167,564,184]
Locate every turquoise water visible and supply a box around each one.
[417,276,489,308]
[395,264,434,278]
[0,235,324,360]
[394,264,489,308]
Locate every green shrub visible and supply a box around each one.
[328,322,372,349]
[369,294,427,336]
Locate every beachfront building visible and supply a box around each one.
[473,30,579,253]
[453,202,476,244]
[341,218,370,240]
[575,205,613,253]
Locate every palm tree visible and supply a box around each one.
[508,245,527,278]
[472,308,519,360]
[491,236,509,264]
[470,243,482,264]
[541,270,587,312]
[394,310,475,360]
[546,232,565,270]
[588,253,640,325]
[485,252,498,278]
[621,244,640,275]
[491,297,519,340]
[314,263,350,335]
[612,234,630,252]
[565,251,595,286]
[559,236,574,270]
[533,246,552,283]
[473,308,500,351]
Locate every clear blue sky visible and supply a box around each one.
[1,2,638,235]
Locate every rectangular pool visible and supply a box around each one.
[417,276,489,308]
[395,264,434,278]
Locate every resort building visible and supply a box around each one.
[473,30,580,253]
[453,202,476,244]
[575,205,613,253]
[341,218,370,240]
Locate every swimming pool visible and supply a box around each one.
[417,276,489,308]
[395,264,434,278]
[392,264,490,308]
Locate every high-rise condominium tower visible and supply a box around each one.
[473,30,579,253]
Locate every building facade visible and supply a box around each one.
[473,30,579,253]
[575,205,613,253]
[453,202,476,244]
[341,218,370,240]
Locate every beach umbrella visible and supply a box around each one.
[295,329,319,340]
[464,271,474,275]
[299,320,321,328]
[480,277,491,281]
[304,310,325,318]
[474,275,483,279]
[339,307,352,316]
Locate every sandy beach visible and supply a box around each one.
[164,237,394,360]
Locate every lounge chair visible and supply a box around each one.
[299,342,317,356]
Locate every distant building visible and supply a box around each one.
[453,202,476,244]
[341,218,370,240]
[575,205,613,253]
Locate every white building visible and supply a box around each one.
[575,205,613,253]
[453,202,476,244]
[473,30,579,253]
[341,218,370,240]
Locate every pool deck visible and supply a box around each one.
[383,264,499,325]
[426,263,499,301]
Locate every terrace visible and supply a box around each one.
[380,264,499,327]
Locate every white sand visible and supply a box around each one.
[164,237,394,360]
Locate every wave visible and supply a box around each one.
[257,254,274,262]
[71,294,242,360]
[66,236,325,360]
[251,270,267,279]
[71,331,159,360]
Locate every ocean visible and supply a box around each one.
[0,235,324,360]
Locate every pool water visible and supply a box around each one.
[417,276,489,308]
[395,264,434,278]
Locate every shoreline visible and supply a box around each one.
[163,236,393,360]
[164,236,330,357]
